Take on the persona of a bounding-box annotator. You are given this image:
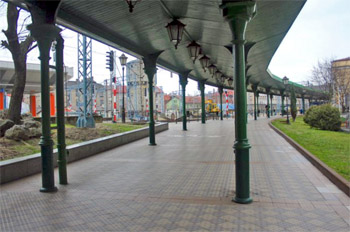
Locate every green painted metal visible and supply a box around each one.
[270,94,274,116]
[219,87,223,120]
[179,74,189,131]
[223,0,256,204]
[256,92,260,117]
[302,96,305,114]
[252,85,257,120]
[28,23,61,193]
[55,35,68,185]
[52,1,316,98]
[199,81,206,124]
[143,53,162,146]
[266,90,270,118]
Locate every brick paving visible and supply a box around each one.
[1,118,349,231]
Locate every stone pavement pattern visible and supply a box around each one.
[1,118,349,231]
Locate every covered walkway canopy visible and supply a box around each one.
[6,0,327,203]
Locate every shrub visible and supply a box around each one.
[304,105,317,124]
[304,104,341,131]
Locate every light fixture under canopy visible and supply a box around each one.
[166,19,186,49]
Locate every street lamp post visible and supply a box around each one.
[119,54,128,123]
[283,76,290,124]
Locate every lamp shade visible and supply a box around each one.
[119,53,128,66]
[208,64,216,75]
[221,75,226,83]
[199,55,210,71]
[187,41,201,63]
[228,78,233,86]
[282,76,289,85]
[214,70,222,80]
[166,19,186,49]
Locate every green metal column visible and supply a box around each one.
[143,53,162,146]
[28,24,61,192]
[146,69,156,145]
[270,94,273,116]
[55,35,67,185]
[302,95,305,114]
[179,72,189,131]
[266,90,270,118]
[223,0,256,204]
[256,92,259,117]
[252,85,257,120]
[219,87,223,120]
[199,81,206,124]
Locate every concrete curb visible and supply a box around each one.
[0,123,168,184]
[269,120,350,197]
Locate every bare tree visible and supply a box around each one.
[311,58,350,112]
[310,58,334,102]
[1,2,36,124]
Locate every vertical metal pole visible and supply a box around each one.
[179,74,188,131]
[219,87,223,120]
[122,66,126,123]
[28,24,60,193]
[266,91,270,118]
[55,35,67,185]
[223,0,256,204]
[199,81,206,124]
[270,94,273,116]
[104,80,107,117]
[253,90,257,120]
[302,95,305,114]
[148,74,155,145]
[83,37,88,124]
[143,64,156,145]
[256,92,259,117]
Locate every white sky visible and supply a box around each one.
[0,0,349,94]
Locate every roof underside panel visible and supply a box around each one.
[21,0,308,94]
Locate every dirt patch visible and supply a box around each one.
[65,127,101,141]
[0,138,18,160]
[0,123,146,161]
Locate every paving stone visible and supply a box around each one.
[0,118,349,231]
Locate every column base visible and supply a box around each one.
[40,186,58,193]
[232,196,252,204]
[149,143,157,146]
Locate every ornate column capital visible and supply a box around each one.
[179,70,191,87]
[221,0,257,43]
[142,51,163,79]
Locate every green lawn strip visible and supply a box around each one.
[99,123,146,136]
[272,117,350,181]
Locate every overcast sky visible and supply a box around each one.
[0,0,349,94]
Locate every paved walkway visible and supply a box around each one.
[1,118,349,231]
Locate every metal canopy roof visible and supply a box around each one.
[15,0,323,98]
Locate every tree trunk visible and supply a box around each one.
[8,57,27,124]
[2,2,34,124]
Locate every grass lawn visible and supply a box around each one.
[0,123,146,161]
[272,117,350,181]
